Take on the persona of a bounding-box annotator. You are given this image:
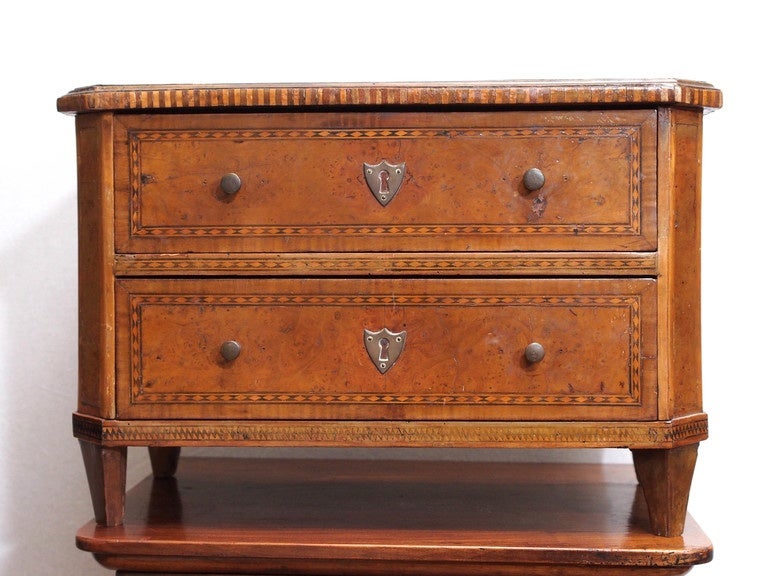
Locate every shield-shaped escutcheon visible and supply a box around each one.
[363,328,407,374]
[363,161,406,206]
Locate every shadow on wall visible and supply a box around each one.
[0,195,113,575]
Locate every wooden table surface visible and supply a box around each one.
[76,456,712,575]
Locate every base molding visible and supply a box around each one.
[74,412,707,449]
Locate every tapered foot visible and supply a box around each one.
[148,447,181,478]
[632,443,698,537]
[79,440,127,526]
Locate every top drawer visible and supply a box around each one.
[114,110,657,254]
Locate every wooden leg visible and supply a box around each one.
[79,440,127,527]
[631,443,698,537]
[148,446,181,478]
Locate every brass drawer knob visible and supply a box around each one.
[524,342,545,364]
[219,340,242,362]
[220,172,242,195]
[523,168,545,192]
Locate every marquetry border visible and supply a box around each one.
[114,253,659,276]
[129,293,642,407]
[57,80,723,113]
[128,125,641,240]
[72,413,708,449]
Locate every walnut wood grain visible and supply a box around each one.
[79,440,126,526]
[658,108,705,419]
[633,444,699,537]
[76,458,712,575]
[74,113,116,418]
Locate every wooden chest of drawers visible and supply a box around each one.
[58,80,721,537]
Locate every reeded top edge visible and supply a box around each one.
[57,79,723,113]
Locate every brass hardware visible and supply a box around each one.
[363,161,406,206]
[524,342,545,364]
[219,340,242,362]
[523,168,545,192]
[364,328,406,373]
[220,173,242,195]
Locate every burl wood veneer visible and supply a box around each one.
[58,80,721,538]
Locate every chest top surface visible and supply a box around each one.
[57,79,722,113]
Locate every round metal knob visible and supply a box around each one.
[219,340,242,362]
[522,168,545,192]
[524,342,545,364]
[220,173,242,195]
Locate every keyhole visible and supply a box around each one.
[378,170,390,200]
[378,338,390,364]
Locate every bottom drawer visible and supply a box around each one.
[115,278,657,421]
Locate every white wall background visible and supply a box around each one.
[0,1,762,574]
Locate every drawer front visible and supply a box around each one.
[114,110,657,253]
[116,278,657,421]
